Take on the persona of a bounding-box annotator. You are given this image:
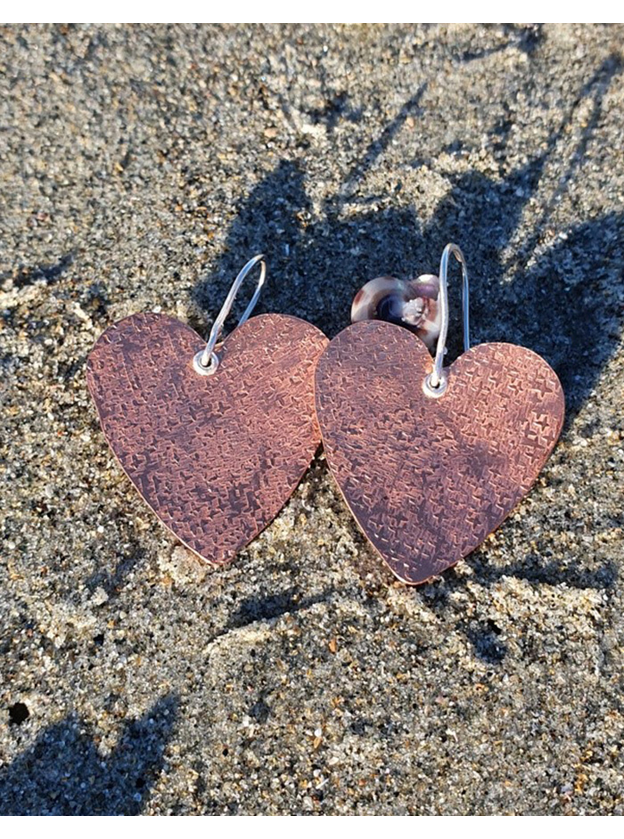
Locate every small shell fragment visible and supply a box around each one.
[351,274,441,351]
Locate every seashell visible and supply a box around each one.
[351,274,441,351]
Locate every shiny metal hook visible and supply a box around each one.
[193,254,266,376]
[423,243,470,398]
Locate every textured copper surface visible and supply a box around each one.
[87,312,328,565]
[315,321,565,584]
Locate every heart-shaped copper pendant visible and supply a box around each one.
[314,319,564,584]
[87,312,328,565]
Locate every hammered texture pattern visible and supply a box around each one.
[315,320,565,584]
[87,312,328,565]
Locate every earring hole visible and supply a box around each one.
[423,372,448,399]
[193,350,220,376]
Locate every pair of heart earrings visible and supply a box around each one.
[87,245,565,585]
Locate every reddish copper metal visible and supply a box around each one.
[87,312,328,565]
[315,320,565,585]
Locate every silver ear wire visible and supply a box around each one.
[193,254,266,376]
[423,243,470,398]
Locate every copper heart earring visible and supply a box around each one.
[87,255,328,566]
[315,244,565,585]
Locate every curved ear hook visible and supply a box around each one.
[423,243,470,398]
[193,254,266,376]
